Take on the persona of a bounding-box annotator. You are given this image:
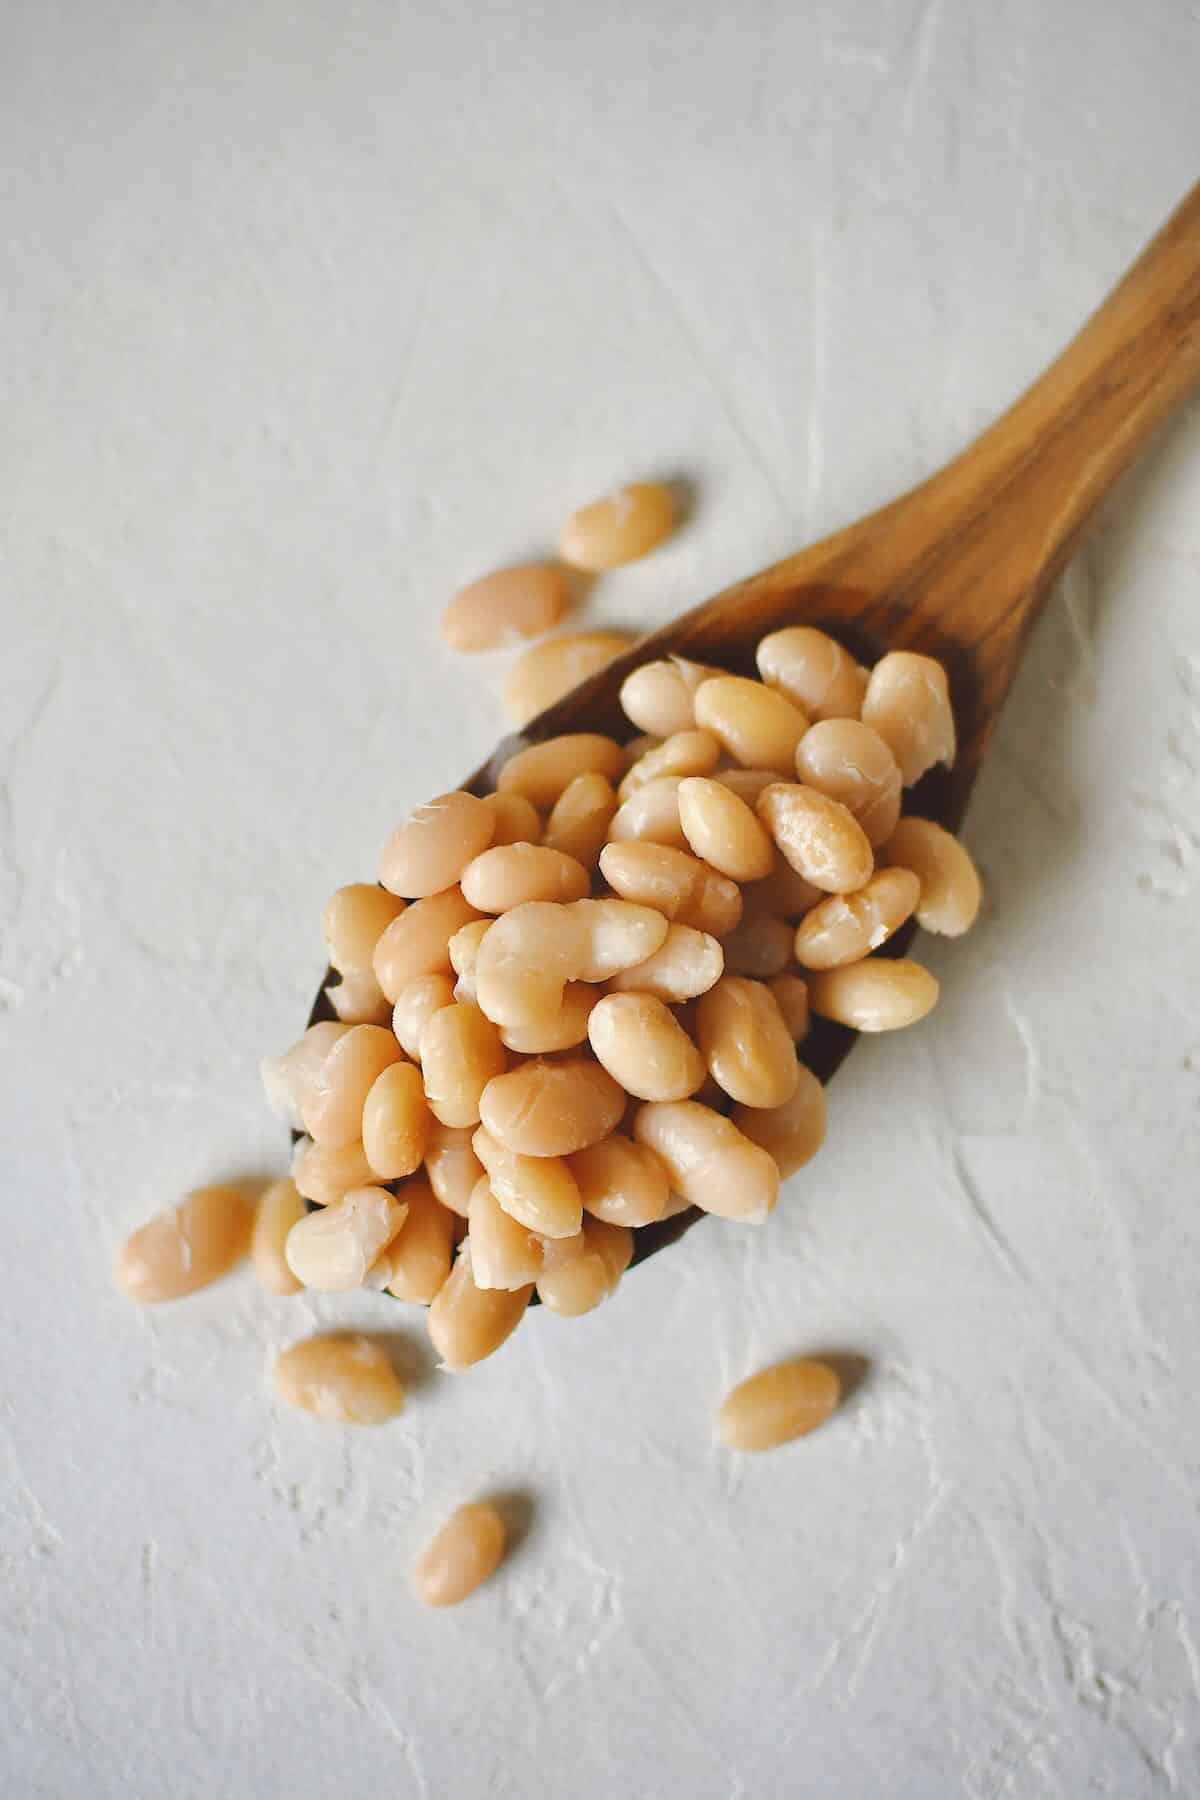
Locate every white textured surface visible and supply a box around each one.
[3,2,1199,1795]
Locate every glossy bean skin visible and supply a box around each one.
[717,1358,840,1451]
[756,783,874,895]
[695,977,800,1108]
[441,562,568,651]
[474,901,587,1027]
[261,1022,351,1131]
[373,889,484,1002]
[676,776,775,881]
[633,1101,779,1223]
[587,992,708,1102]
[617,729,722,801]
[480,791,542,847]
[284,1186,407,1292]
[607,776,689,851]
[794,720,902,848]
[732,1065,827,1176]
[807,957,939,1031]
[420,1002,507,1129]
[467,1177,545,1289]
[114,1186,251,1303]
[504,631,631,724]
[694,676,808,772]
[568,898,670,980]
[413,1502,507,1606]
[569,1134,671,1227]
[379,1178,456,1304]
[461,843,590,912]
[423,1122,485,1218]
[861,651,956,785]
[391,974,455,1060]
[274,1333,405,1425]
[560,481,675,569]
[472,1125,583,1238]
[252,1179,308,1296]
[322,885,407,974]
[794,867,920,970]
[427,1246,532,1370]
[499,983,600,1054]
[542,773,618,870]
[597,841,742,936]
[497,734,625,809]
[607,923,724,1002]
[619,657,716,737]
[379,791,496,899]
[301,1024,403,1149]
[883,817,982,936]
[291,1137,376,1208]
[756,627,867,721]
[535,1216,633,1316]
[478,1057,625,1157]
[362,1060,432,1180]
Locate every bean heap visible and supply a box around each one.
[248,625,980,1373]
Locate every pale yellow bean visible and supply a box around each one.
[742,859,824,919]
[497,734,625,809]
[379,1178,456,1304]
[472,1125,583,1238]
[427,1246,532,1370]
[324,970,393,1026]
[321,884,408,975]
[597,841,742,936]
[420,1002,507,1129]
[718,911,793,978]
[568,898,670,979]
[391,974,456,1060]
[861,651,956,785]
[560,481,675,569]
[114,1186,251,1303]
[423,1122,485,1218]
[756,627,868,721]
[379,791,496,899]
[756,783,874,894]
[440,562,569,651]
[794,719,902,848]
[251,1179,308,1296]
[569,1134,671,1227]
[284,1186,407,1291]
[731,1065,827,1177]
[474,901,587,1027]
[696,977,799,1108]
[301,1023,404,1148]
[467,1177,545,1289]
[504,631,632,724]
[261,1022,351,1130]
[632,1102,779,1223]
[541,772,618,870]
[274,1333,405,1425]
[479,1057,625,1157]
[461,843,590,912]
[717,1358,840,1451]
[617,729,721,801]
[362,1060,432,1179]
[536,1216,633,1316]
[413,1502,507,1606]
[587,992,708,1102]
[620,656,717,737]
[499,983,600,1054]
[373,888,484,1002]
[767,973,810,1043]
[607,776,689,850]
[480,791,542,847]
[694,676,809,771]
[291,1136,376,1208]
[883,817,982,936]
[807,957,939,1031]
[607,923,724,1001]
[677,776,775,881]
[794,867,920,970]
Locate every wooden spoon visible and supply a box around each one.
[313,181,1200,1270]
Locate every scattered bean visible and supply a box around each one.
[441,562,569,651]
[717,1357,840,1451]
[414,1502,507,1606]
[114,1186,251,1303]
[504,631,632,724]
[560,481,675,569]
[275,1333,405,1425]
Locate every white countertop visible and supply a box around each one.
[4,3,1199,1795]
